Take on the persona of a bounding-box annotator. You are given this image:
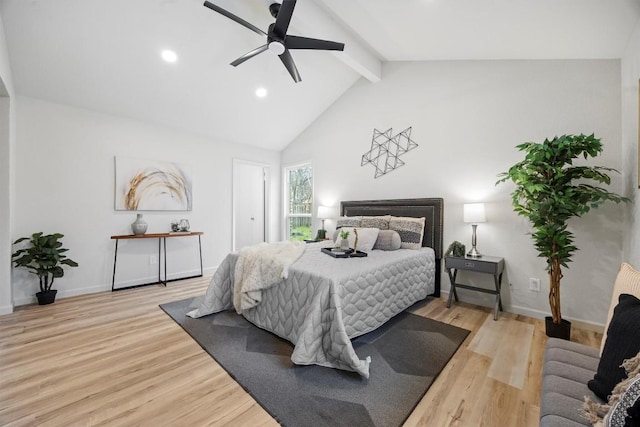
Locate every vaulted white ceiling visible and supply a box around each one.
[1,0,639,150]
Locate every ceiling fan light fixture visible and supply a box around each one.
[268,41,285,55]
[161,49,178,63]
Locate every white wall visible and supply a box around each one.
[0,9,15,314]
[622,19,640,265]
[282,59,625,326]
[12,96,281,304]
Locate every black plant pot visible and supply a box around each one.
[36,289,57,305]
[545,316,571,340]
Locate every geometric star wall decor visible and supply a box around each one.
[361,127,419,179]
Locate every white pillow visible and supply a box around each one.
[334,227,379,253]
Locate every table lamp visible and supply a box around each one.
[316,205,332,240]
[463,203,486,258]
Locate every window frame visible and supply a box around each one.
[283,161,313,241]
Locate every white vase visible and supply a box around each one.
[131,213,148,235]
[340,239,350,250]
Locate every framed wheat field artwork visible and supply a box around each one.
[115,157,193,211]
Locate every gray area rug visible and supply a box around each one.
[160,298,469,427]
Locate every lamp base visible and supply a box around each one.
[466,247,482,258]
[467,224,482,258]
[315,229,327,241]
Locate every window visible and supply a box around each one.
[284,163,313,241]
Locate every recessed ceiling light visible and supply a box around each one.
[161,50,178,63]
[255,87,267,98]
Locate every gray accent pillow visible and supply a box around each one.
[389,216,426,249]
[361,215,391,230]
[336,216,362,229]
[373,230,402,251]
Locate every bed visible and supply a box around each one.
[187,198,443,377]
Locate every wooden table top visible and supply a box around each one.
[111,231,203,240]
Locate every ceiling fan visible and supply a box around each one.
[203,0,345,83]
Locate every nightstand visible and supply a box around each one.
[445,255,505,320]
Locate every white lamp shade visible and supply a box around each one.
[463,203,486,224]
[317,205,334,219]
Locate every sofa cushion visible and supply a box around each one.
[588,294,640,400]
[601,263,640,355]
[544,346,600,372]
[545,361,599,387]
[540,392,593,426]
[539,414,593,427]
[540,339,603,426]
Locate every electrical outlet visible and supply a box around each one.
[149,255,157,265]
[529,277,541,292]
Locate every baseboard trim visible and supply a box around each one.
[0,304,14,315]
[13,266,217,307]
[13,284,105,306]
[440,290,605,333]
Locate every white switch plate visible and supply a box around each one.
[529,277,541,292]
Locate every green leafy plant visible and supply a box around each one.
[445,241,466,258]
[497,134,629,325]
[12,232,79,293]
[340,229,350,240]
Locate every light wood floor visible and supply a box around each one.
[0,277,602,427]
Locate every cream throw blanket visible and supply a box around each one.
[233,241,305,314]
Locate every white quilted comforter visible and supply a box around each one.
[187,241,435,377]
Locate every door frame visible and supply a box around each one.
[232,158,270,251]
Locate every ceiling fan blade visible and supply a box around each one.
[203,1,266,37]
[279,49,301,83]
[285,35,344,51]
[272,0,296,39]
[230,44,269,67]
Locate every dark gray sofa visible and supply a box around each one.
[540,338,603,426]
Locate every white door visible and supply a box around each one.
[233,160,269,251]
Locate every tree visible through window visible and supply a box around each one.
[286,164,312,241]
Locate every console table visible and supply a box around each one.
[110,232,204,291]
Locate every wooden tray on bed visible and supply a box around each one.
[321,247,368,258]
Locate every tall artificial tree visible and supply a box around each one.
[497,134,628,325]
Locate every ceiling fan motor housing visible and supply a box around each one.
[269,3,280,18]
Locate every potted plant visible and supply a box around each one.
[445,241,466,258]
[12,232,79,305]
[339,229,350,250]
[497,134,629,339]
